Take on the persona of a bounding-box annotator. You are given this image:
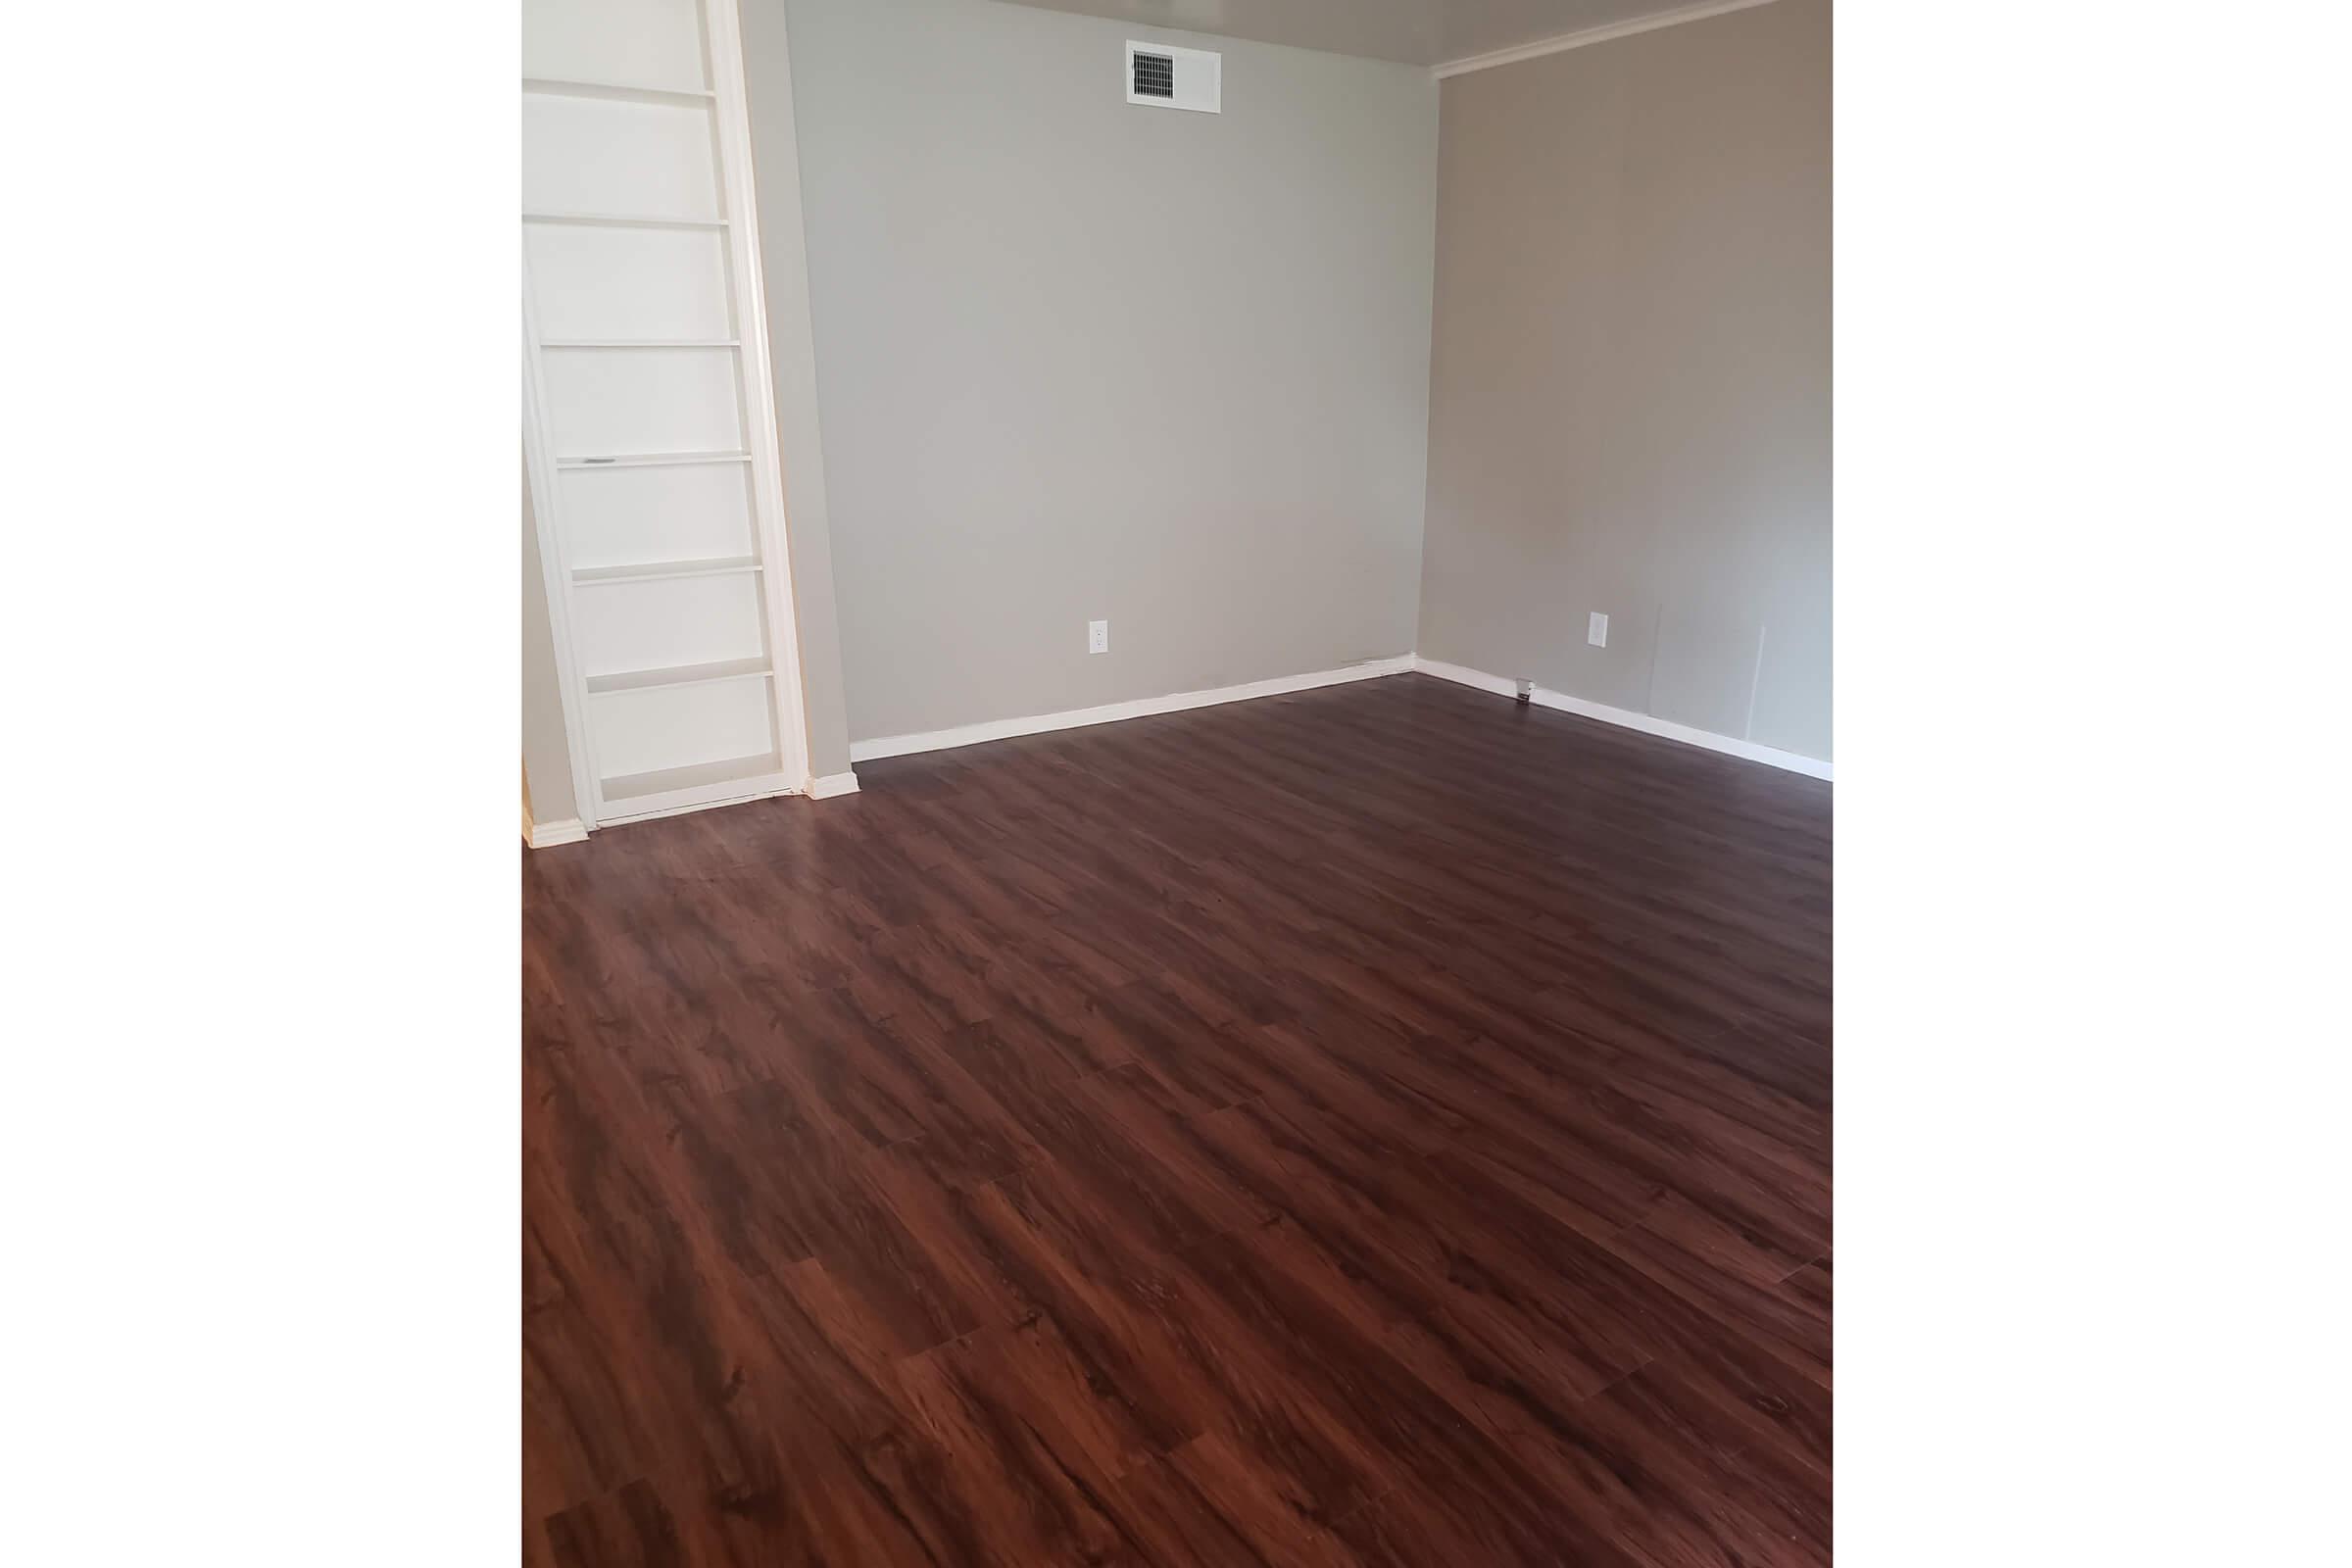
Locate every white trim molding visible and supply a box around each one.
[596,774,799,827]
[524,816,590,849]
[849,657,1414,763]
[1433,0,1778,79]
[805,771,861,800]
[707,0,814,798]
[831,651,1827,781]
[1411,657,1833,780]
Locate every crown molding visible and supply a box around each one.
[1434,0,1777,79]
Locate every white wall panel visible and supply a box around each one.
[590,678,775,777]
[526,223,732,342]
[522,96,719,220]
[541,346,742,457]
[523,0,709,93]
[556,462,757,568]
[572,574,765,675]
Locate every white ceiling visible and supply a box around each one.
[992,0,1725,68]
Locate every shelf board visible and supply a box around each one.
[523,76,713,108]
[572,556,760,586]
[603,751,787,805]
[557,449,750,470]
[523,210,727,230]
[539,338,740,350]
[586,657,770,696]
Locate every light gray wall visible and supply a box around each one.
[1417,0,1832,760]
[521,454,578,825]
[767,0,1439,743]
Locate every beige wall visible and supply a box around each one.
[765,0,1439,744]
[1418,0,1832,760]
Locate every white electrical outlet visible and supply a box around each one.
[1588,612,1609,648]
[1088,619,1109,655]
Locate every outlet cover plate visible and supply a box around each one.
[1588,612,1609,648]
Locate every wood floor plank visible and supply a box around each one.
[1107,1435,1368,1568]
[539,1479,685,1568]
[1601,1197,1834,1391]
[523,673,1832,1564]
[893,1329,1148,1566]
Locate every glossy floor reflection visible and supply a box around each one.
[524,673,1832,1567]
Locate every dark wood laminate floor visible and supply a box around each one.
[523,672,1832,1568]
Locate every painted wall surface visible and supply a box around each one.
[1417,0,1832,760]
[521,455,578,825]
[765,0,1439,743]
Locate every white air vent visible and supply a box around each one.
[1126,40,1219,114]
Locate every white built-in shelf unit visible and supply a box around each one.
[520,0,807,824]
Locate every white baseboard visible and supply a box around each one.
[829,651,1828,781]
[848,656,1416,763]
[805,770,861,800]
[597,776,799,827]
[524,815,589,849]
[1411,656,1834,781]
